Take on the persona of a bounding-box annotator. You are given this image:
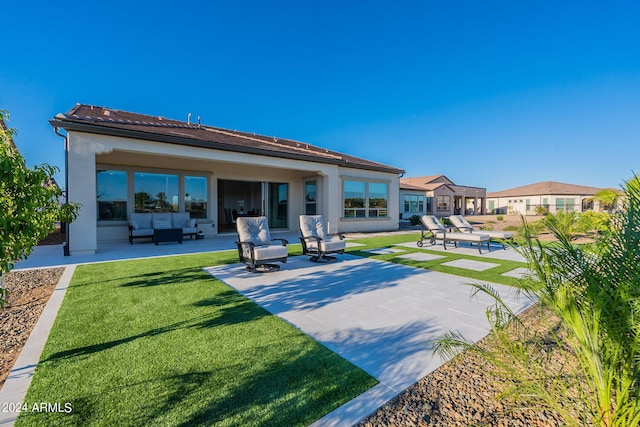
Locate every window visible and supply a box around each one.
[305,181,317,215]
[368,182,388,217]
[134,172,178,213]
[436,195,451,212]
[343,180,366,218]
[404,195,425,213]
[525,199,531,211]
[343,179,389,218]
[97,170,127,221]
[184,176,207,219]
[555,198,576,212]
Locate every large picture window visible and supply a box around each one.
[436,195,451,212]
[134,172,178,213]
[97,170,127,221]
[343,179,388,218]
[184,176,207,219]
[404,195,425,213]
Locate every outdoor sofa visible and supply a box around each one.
[128,212,198,244]
[448,215,514,249]
[419,215,491,254]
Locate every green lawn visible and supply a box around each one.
[17,251,377,426]
[18,233,529,426]
[347,232,528,287]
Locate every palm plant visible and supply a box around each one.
[435,176,640,426]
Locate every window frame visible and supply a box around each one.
[342,178,390,219]
[96,166,210,224]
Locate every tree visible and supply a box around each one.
[0,110,80,308]
[435,176,640,426]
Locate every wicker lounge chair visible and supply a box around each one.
[449,215,514,249]
[418,215,491,254]
[235,216,288,272]
[299,215,346,262]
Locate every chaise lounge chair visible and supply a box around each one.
[448,215,514,249]
[299,215,346,262]
[235,216,288,272]
[418,215,491,254]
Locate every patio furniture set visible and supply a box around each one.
[235,215,346,272]
[128,210,512,271]
[418,215,513,254]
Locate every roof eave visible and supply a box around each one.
[50,118,404,175]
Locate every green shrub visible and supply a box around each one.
[436,175,640,426]
[409,214,422,226]
[496,215,504,221]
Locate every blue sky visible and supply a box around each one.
[3,1,639,191]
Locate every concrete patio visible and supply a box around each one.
[205,254,531,426]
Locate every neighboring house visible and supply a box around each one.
[486,181,609,215]
[399,175,486,218]
[50,104,404,255]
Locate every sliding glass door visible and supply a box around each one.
[267,183,288,229]
[217,180,288,232]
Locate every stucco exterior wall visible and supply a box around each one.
[67,131,400,254]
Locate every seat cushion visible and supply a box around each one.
[448,232,490,242]
[131,228,154,237]
[152,213,173,227]
[252,244,288,261]
[481,230,514,239]
[153,218,171,229]
[319,238,346,253]
[172,213,193,228]
[421,215,446,232]
[130,213,152,230]
[449,215,473,232]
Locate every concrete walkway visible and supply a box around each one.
[205,254,531,426]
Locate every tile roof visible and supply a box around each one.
[400,176,447,190]
[487,181,606,198]
[50,104,404,174]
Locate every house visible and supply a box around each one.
[399,175,486,218]
[486,181,610,215]
[49,104,404,255]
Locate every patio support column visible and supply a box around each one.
[323,169,340,234]
[67,133,98,255]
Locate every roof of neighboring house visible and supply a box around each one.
[400,176,448,190]
[400,175,485,193]
[487,181,606,198]
[50,104,404,174]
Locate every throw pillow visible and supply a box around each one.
[185,218,196,228]
[153,219,171,229]
[130,220,139,230]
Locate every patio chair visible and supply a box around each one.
[448,215,514,249]
[235,216,288,272]
[299,215,346,262]
[418,215,491,254]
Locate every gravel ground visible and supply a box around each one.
[357,304,581,427]
[0,268,64,387]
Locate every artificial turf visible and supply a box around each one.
[17,251,377,426]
